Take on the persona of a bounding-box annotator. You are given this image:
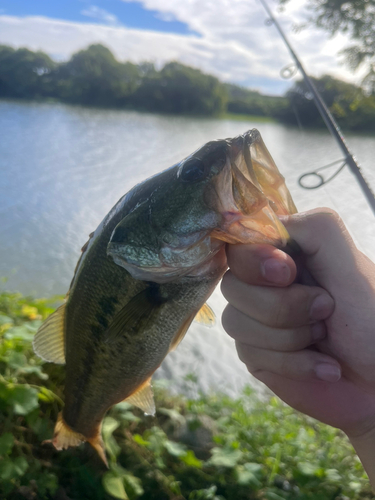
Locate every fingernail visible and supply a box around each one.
[315,363,341,382]
[261,258,291,284]
[310,295,334,321]
[311,322,326,342]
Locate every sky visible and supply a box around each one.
[0,0,366,95]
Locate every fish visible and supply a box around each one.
[33,128,297,465]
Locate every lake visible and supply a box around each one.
[1,100,375,396]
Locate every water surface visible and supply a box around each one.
[1,101,375,395]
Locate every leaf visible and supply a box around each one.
[8,385,39,415]
[0,458,15,480]
[115,401,133,411]
[265,491,286,500]
[133,434,150,447]
[38,387,62,404]
[102,416,120,438]
[325,468,341,483]
[208,447,243,468]
[123,472,144,497]
[13,456,29,476]
[236,462,263,486]
[180,450,202,469]
[4,325,35,341]
[158,407,185,424]
[189,485,219,500]
[164,440,187,457]
[0,314,13,326]
[103,471,129,500]
[5,351,27,369]
[297,462,320,477]
[102,417,121,461]
[0,433,14,455]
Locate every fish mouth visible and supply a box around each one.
[107,129,296,284]
[209,129,295,247]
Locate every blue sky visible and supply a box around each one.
[0,0,195,34]
[0,0,361,95]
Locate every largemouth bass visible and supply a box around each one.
[33,129,297,464]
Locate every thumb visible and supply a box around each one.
[283,208,360,289]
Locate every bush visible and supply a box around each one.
[0,292,372,499]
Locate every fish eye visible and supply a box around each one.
[179,158,207,183]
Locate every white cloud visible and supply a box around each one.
[81,5,120,26]
[0,0,366,94]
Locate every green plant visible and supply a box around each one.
[0,292,373,499]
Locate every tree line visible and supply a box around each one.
[1,43,375,131]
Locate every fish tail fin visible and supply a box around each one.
[47,413,108,467]
[49,412,85,450]
[87,434,108,468]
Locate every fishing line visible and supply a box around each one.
[259,0,375,215]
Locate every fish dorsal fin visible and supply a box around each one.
[126,378,155,416]
[194,303,215,327]
[105,287,166,344]
[33,303,66,364]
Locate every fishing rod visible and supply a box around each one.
[259,0,375,217]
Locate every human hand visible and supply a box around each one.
[221,208,375,442]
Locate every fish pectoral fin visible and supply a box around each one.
[105,287,165,344]
[33,303,66,364]
[125,378,155,416]
[169,311,196,353]
[194,303,216,327]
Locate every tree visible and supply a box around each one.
[56,44,141,107]
[0,45,56,99]
[279,1,375,90]
[278,74,375,130]
[133,62,228,115]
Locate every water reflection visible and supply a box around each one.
[1,100,375,394]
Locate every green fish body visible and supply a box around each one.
[33,129,297,463]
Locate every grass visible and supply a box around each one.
[0,291,372,500]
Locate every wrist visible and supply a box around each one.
[347,425,375,488]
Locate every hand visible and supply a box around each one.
[221,208,375,442]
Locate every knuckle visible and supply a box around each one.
[220,271,232,299]
[267,289,306,328]
[310,208,344,234]
[236,342,256,371]
[281,327,311,351]
[221,305,236,336]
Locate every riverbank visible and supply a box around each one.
[0,291,371,499]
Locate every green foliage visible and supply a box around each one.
[0,45,56,99]
[279,0,375,91]
[278,74,375,130]
[0,292,373,499]
[133,62,227,115]
[0,44,226,116]
[225,84,288,118]
[56,44,141,107]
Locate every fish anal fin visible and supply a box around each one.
[194,303,216,327]
[125,378,155,416]
[105,287,165,344]
[49,413,108,467]
[50,412,85,450]
[33,303,66,364]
